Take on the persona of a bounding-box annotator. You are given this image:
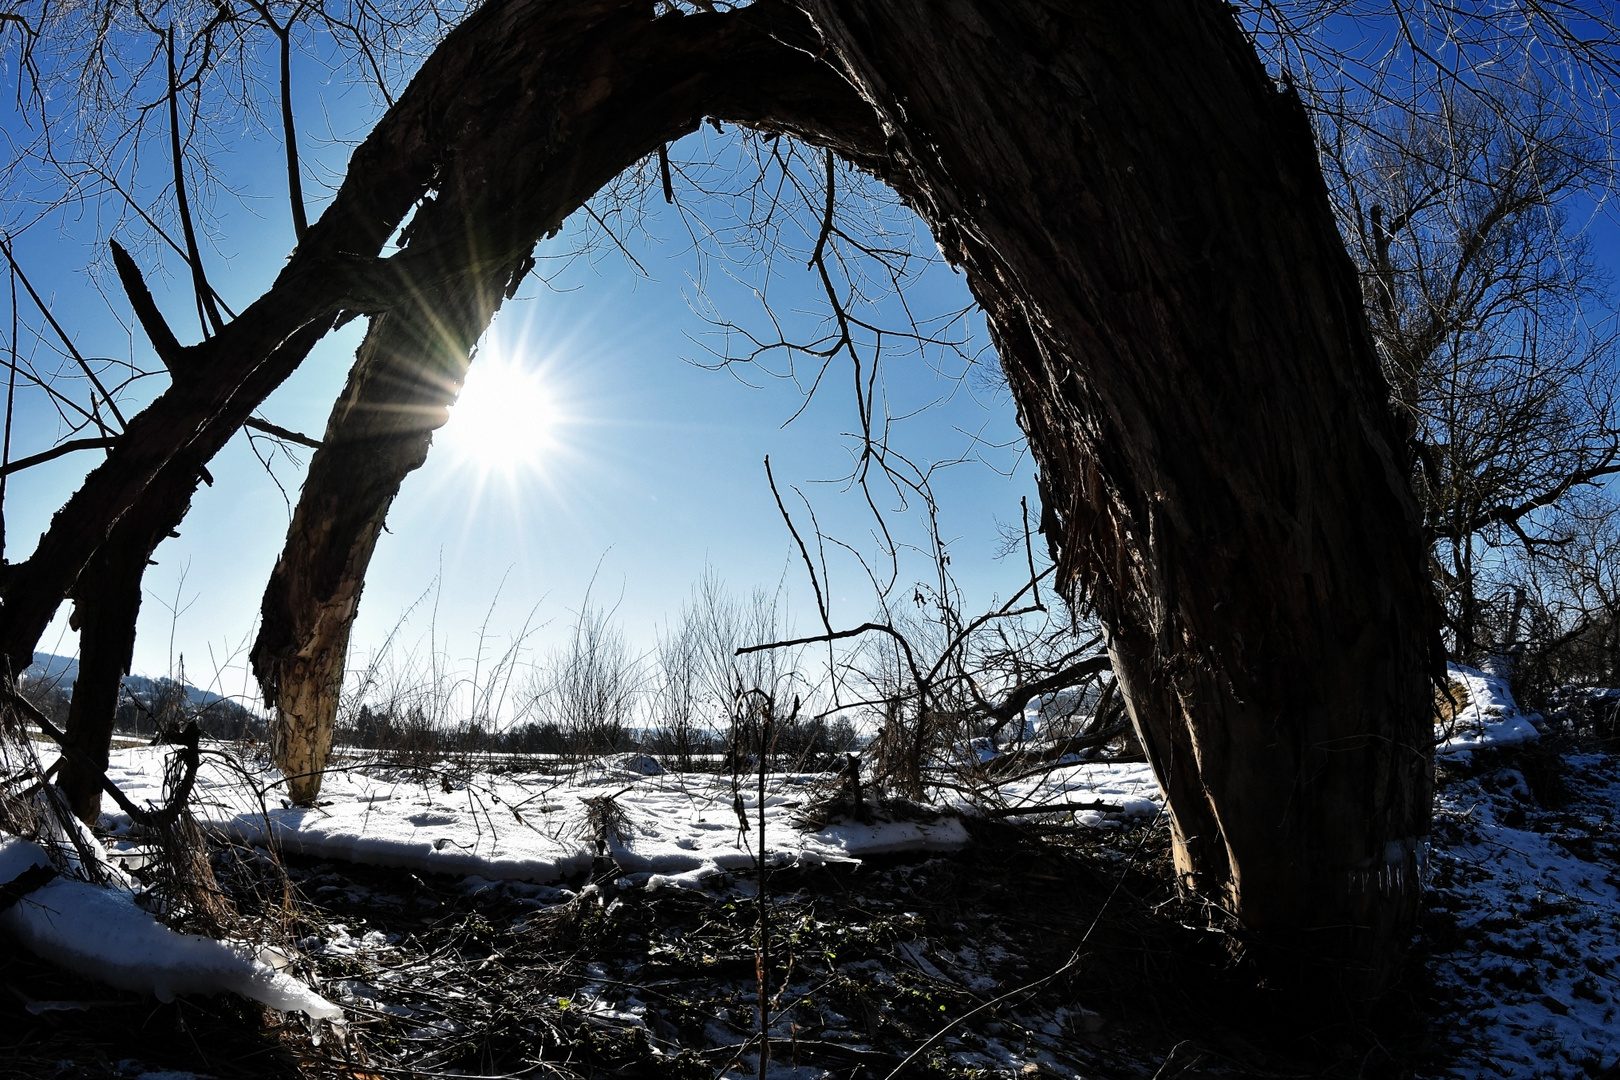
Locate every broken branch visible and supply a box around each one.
[244,416,321,449]
[110,240,188,372]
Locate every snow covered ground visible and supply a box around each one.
[1438,661,1545,755]
[6,669,1616,1076]
[27,660,1526,902]
[1423,748,1620,1078]
[90,750,1016,886]
[5,738,1159,1046]
[0,834,341,1025]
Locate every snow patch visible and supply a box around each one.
[0,836,340,1021]
[45,742,1172,902]
[1426,750,1620,1077]
[1437,662,1542,756]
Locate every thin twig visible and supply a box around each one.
[878,809,1165,1080]
[807,146,835,270]
[0,437,120,477]
[1,260,16,552]
[167,26,225,336]
[764,455,831,635]
[983,799,1124,818]
[1,237,127,432]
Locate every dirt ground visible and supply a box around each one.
[3,792,1483,1080]
[14,716,1620,1080]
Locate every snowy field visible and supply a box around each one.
[1423,751,1620,1077]
[3,661,1617,1078]
[88,751,1158,889]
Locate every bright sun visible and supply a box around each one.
[441,355,560,474]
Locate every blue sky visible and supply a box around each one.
[1,75,1040,707]
[7,10,1618,713]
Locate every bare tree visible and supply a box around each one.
[530,603,644,761]
[1504,489,1620,696]
[650,617,704,771]
[0,0,473,820]
[1323,85,1620,664]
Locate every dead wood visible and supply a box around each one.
[251,0,885,804]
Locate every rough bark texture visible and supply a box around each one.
[55,519,152,823]
[42,321,332,820]
[794,0,1439,995]
[255,200,527,804]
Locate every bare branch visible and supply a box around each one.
[1,236,126,433]
[0,437,120,478]
[166,25,225,337]
[244,416,322,449]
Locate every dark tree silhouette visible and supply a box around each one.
[4,0,1441,996]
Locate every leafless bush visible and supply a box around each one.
[647,569,830,772]
[840,597,1120,799]
[331,584,546,771]
[649,616,704,771]
[335,702,449,771]
[1495,489,1620,703]
[580,791,632,855]
[0,709,49,842]
[529,603,645,762]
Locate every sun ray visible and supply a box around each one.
[439,339,564,480]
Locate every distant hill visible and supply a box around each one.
[20,652,264,740]
[21,651,79,692]
[23,652,232,710]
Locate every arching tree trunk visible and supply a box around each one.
[7,0,1436,999]
[253,209,529,805]
[258,0,1436,996]
[250,0,884,805]
[794,0,1439,997]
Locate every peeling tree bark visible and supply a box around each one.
[254,199,531,805]
[251,0,883,805]
[793,0,1439,996]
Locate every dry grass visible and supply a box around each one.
[579,790,634,853]
[1434,677,1471,730]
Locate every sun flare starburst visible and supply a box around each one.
[440,353,562,476]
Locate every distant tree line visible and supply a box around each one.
[332,701,858,771]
